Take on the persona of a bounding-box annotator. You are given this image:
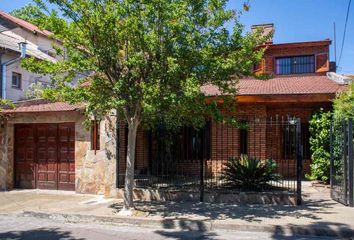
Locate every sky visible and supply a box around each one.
[1,0,353,74]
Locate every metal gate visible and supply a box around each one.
[330,118,354,206]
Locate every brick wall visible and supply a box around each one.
[125,102,328,180]
[255,44,330,75]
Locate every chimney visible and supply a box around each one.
[18,41,27,58]
[251,23,274,44]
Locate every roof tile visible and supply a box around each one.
[1,100,82,114]
[0,10,52,37]
[201,75,346,96]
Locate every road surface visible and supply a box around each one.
[0,215,338,240]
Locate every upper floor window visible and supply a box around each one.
[275,55,315,75]
[12,72,22,89]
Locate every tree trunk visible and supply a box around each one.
[123,119,139,209]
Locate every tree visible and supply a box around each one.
[21,0,266,212]
[10,3,49,27]
[334,82,354,118]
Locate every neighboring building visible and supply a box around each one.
[0,10,56,101]
[0,21,348,197]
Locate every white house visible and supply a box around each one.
[0,10,56,101]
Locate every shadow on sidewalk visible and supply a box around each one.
[109,194,336,223]
[0,228,83,240]
[271,222,354,239]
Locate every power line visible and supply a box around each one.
[338,0,352,68]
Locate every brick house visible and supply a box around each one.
[0,21,348,196]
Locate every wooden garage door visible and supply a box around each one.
[14,123,75,191]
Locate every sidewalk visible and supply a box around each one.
[1,182,354,238]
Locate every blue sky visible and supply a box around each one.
[1,0,353,73]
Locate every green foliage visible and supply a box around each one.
[0,99,14,110]
[334,82,354,119]
[254,73,273,80]
[10,3,49,27]
[24,82,47,100]
[222,155,280,190]
[307,110,332,183]
[0,99,15,123]
[20,0,266,129]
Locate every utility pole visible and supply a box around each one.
[333,22,337,72]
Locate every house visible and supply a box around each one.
[0,10,56,101]
[0,19,347,197]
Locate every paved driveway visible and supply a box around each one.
[0,189,119,216]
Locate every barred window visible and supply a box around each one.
[174,122,211,162]
[275,55,315,75]
[239,122,248,155]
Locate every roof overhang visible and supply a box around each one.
[206,93,336,104]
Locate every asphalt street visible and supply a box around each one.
[0,215,340,240]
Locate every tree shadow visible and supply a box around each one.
[109,194,337,223]
[154,219,217,240]
[0,228,83,240]
[271,221,354,239]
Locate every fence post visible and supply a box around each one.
[116,117,120,188]
[330,119,334,200]
[200,130,205,202]
[296,118,303,205]
[343,120,348,205]
[348,118,354,207]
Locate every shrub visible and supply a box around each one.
[222,154,281,190]
[306,110,331,183]
[333,82,354,119]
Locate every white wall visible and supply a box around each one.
[4,57,50,101]
[1,27,55,101]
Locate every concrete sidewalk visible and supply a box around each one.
[1,182,354,238]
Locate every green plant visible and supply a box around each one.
[334,82,354,119]
[222,154,281,189]
[254,73,274,80]
[306,109,331,183]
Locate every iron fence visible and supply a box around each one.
[331,118,354,206]
[117,116,304,204]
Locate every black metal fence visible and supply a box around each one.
[331,118,354,206]
[117,116,304,204]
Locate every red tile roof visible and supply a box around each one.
[0,10,52,37]
[201,75,346,96]
[1,100,83,114]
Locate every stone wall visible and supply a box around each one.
[76,114,118,196]
[0,111,119,196]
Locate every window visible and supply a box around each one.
[281,120,311,160]
[239,123,248,155]
[91,120,100,152]
[174,122,211,162]
[12,72,22,89]
[282,123,296,159]
[275,55,315,75]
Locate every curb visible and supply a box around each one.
[21,211,354,238]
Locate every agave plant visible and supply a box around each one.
[222,154,281,190]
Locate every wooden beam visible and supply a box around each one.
[236,94,335,103]
[205,94,335,104]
